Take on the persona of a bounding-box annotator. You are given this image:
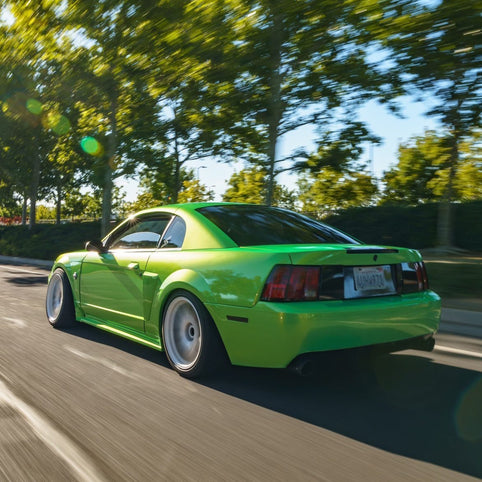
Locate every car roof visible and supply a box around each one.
[133,203,244,249]
[136,202,250,215]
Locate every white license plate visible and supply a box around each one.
[353,266,392,291]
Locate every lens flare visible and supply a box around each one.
[454,376,482,442]
[26,99,43,115]
[42,112,71,135]
[81,136,102,156]
[52,115,70,135]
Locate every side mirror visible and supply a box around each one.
[85,240,106,253]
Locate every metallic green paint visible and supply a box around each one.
[48,203,441,369]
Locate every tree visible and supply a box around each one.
[0,2,83,227]
[177,179,215,204]
[219,0,402,205]
[127,169,214,212]
[382,0,482,246]
[135,0,245,203]
[0,0,91,225]
[382,130,482,205]
[58,0,162,235]
[223,167,295,209]
[298,168,378,218]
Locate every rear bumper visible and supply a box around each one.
[207,291,441,368]
[287,333,435,376]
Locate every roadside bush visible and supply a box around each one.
[324,201,482,250]
[0,222,101,260]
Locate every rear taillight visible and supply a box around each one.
[261,265,321,301]
[420,261,429,290]
[401,261,429,293]
[261,261,429,302]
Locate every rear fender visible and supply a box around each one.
[146,269,213,340]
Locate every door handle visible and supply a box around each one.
[127,262,140,271]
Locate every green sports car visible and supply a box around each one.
[46,203,441,378]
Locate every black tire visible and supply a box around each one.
[46,268,76,329]
[161,290,228,378]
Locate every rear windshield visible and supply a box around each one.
[197,205,359,246]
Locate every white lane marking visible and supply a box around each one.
[0,370,13,384]
[64,346,148,381]
[2,317,26,328]
[3,266,48,276]
[435,345,482,359]
[0,379,105,482]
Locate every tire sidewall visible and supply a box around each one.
[46,268,75,328]
[161,290,212,378]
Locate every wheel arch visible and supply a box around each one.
[146,269,216,342]
[50,255,84,318]
[157,285,230,377]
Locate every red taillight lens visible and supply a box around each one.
[401,261,429,293]
[419,261,429,290]
[261,266,320,301]
[414,261,430,291]
[415,262,424,291]
[261,265,291,300]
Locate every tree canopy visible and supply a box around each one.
[0,0,480,246]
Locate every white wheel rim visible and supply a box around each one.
[47,274,63,321]
[163,297,202,370]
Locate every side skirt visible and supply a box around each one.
[78,317,163,352]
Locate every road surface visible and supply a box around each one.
[0,263,481,481]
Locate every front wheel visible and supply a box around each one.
[162,291,227,378]
[46,268,76,328]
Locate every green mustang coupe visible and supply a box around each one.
[46,203,441,378]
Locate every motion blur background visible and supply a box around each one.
[0,0,480,249]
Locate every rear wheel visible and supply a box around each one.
[162,290,226,378]
[46,268,76,328]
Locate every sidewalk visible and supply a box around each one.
[1,255,481,339]
[440,307,482,339]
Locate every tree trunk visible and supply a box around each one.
[436,135,458,248]
[28,152,41,230]
[101,92,118,237]
[173,134,180,204]
[102,165,114,236]
[22,195,28,226]
[265,8,283,206]
[56,182,62,225]
[171,106,182,204]
[437,201,453,248]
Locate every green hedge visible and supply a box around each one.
[0,201,481,260]
[0,222,101,260]
[324,201,482,251]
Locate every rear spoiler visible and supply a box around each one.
[346,247,399,254]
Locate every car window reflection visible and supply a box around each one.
[109,216,171,250]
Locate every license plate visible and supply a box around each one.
[353,265,392,291]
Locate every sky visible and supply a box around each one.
[120,94,440,202]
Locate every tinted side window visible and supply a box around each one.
[109,216,171,250]
[160,216,186,249]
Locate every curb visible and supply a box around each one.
[0,255,53,269]
[439,308,482,339]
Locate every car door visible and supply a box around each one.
[80,213,172,332]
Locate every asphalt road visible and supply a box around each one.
[0,263,481,482]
